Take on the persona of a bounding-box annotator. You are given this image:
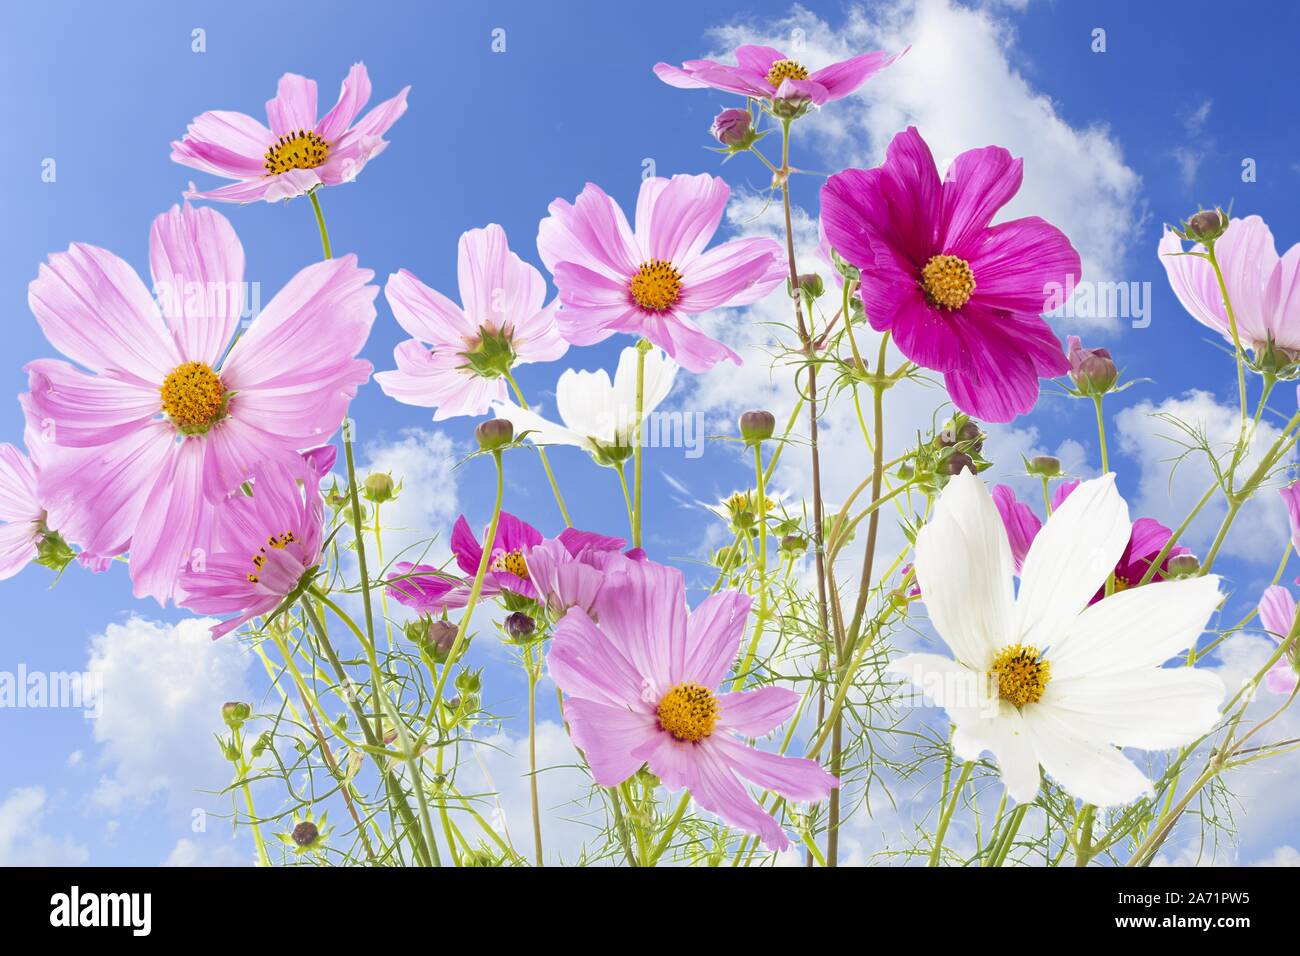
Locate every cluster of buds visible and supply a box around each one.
[904,413,991,493]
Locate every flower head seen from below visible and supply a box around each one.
[537,173,786,373]
[0,443,46,578]
[24,202,375,604]
[1160,215,1300,375]
[548,557,836,851]
[524,527,643,617]
[177,457,329,639]
[654,44,905,112]
[172,63,409,203]
[1257,586,1300,696]
[490,345,677,467]
[890,471,1224,807]
[375,224,567,421]
[992,480,1190,597]
[821,127,1081,422]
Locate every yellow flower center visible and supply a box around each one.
[920,254,977,310]
[990,644,1051,708]
[629,259,683,312]
[160,361,226,430]
[765,58,810,86]
[657,682,719,742]
[246,529,297,584]
[1112,575,1132,592]
[264,129,329,175]
[490,549,529,579]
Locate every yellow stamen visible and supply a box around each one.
[246,529,297,584]
[765,58,810,86]
[629,259,682,312]
[264,129,329,175]
[657,682,719,742]
[990,644,1050,708]
[920,254,977,310]
[490,548,529,580]
[160,361,225,429]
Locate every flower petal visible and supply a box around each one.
[548,606,648,709]
[1043,667,1224,750]
[1022,706,1152,806]
[715,685,800,736]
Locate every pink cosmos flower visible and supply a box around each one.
[375,225,568,420]
[537,173,786,373]
[1159,215,1300,365]
[524,528,644,617]
[172,63,409,203]
[653,44,904,108]
[548,557,836,851]
[992,481,1189,597]
[24,203,375,603]
[177,456,331,639]
[821,127,1081,422]
[0,444,42,579]
[1257,586,1300,696]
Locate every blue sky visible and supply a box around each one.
[2,0,1299,866]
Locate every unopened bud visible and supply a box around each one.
[291,821,319,847]
[780,533,807,556]
[455,668,482,696]
[797,273,825,300]
[362,472,396,503]
[1166,554,1201,577]
[1184,209,1228,243]
[1027,455,1062,477]
[710,108,752,147]
[475,418,514,451]
[944,452,975,476]
[504,611,535,641]
[1068,336,1118,396]
[222,701,251,730]
[739,409,776,444]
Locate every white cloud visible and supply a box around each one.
[1114,390,1294,565]
[87,615,254,810]
[1253,844,1300,866]
[0,787,88,866]
[162,836,250,867]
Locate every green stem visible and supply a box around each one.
[309,190,332,260]
[731,442,770,689]
[632,339,650,548]
[929,761,974,866]
[1204,244,1248,428]
[1092,396,1109,473]
[527,644,544,866]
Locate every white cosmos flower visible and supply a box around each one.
[889,470,1225,807]
[490,346,676,464]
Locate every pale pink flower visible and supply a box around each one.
[24,203,375,603]
[0,444,42,579]
[178,456,330,639]
[1159,215,1300,364]
[375,225,567,420]
[548,557,836,850]
[537,173,786,372]
[172,63,409,203]
[1258,586,1300,696]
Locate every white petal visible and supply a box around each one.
[914,470,1015,670]
[1049,575,1222,680]
[951,705,1041,804]
[610,346,678,437]
[490,401,588,450]
[888,653,990,723]
[1014,474,1130,651]
[1023,706,1152,806]
[1043,667,1225,750]
[555,366,616,440]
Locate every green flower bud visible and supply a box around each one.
[739,409,776,445]
[475,418,514,451]
[361,472,396,503]
[222,701,251,730]
[1166,554,1201,577]
[1027,455,1062,477]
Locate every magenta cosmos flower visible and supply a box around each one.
[993,481,1189,598]
[524,528,643,617]
[1160,215,1300,370]
[178,457,330,639]
[654,44,903,108]
[548,557,836,851]
[172,63,409,203]
[821,127,1081,422]
[1257,586,1300,695]
[375,224,567,420]
[537,173,786,373]
[24,203,375,603]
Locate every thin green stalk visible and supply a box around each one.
[731,441,770,689]
[308,190,332,260]
[632,338,650,548]
[929,761,975,866]
[1093,396,1109,473]
[526,643,545,866]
